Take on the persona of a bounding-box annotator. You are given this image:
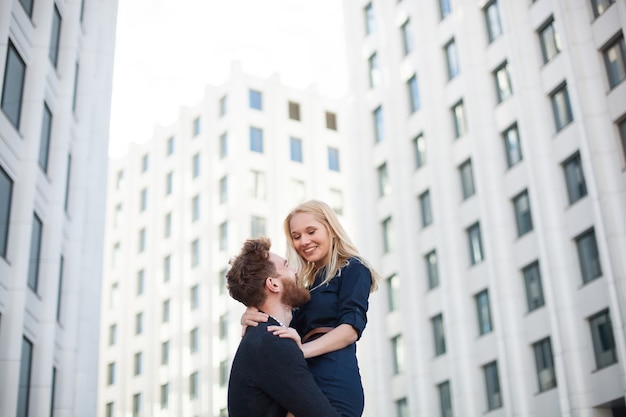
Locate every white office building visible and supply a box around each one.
[97,64,350,417]
[342,0,626,416]
[0,0,118,416]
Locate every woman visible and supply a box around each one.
[242,200,380,417]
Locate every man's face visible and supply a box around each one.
[269,252,311,308]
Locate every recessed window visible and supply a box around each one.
[109,324,117,346]
[106,402,114,417]
[484,1,503,43]
[192,195,200,221]
[49,7,62,67]
[550,82,574,131]
[132,393,141,417]
[133,352,143,376]
[494,61,513,103]
[589,309,617,369]
[373,106,384,143]
[326,111,338,130]
[382,216,394,253]
[136,270,144,296]
[368,52,380,88]
[219,95,227,116]
[249,127,264,153]
[190,327,199,353]
[1,41,27,129]
[538,18,561,64]
[18,337,34,417]
[219,176,227,204]
[364,2,375,35]
[107,362,115,385]
[138,228,146,253]
[432,314,446,356]
[475,289,492,335]
[459,159,475,199]
[562,152,587,204]
[414,134,426,169]
[161,341,170,365]
[523,261,545,312]
[165,171,173,195]
[619,118,626,162]
[250,215,266,237]
[452,100,467,138]
[190,285,199,310]
[160,383,169,409]
[189,372,199,398]
[141,154,149,172]
[439,0,452,20]
[249,89,262,110]
[425,250,439,289]
[419,190,433,227]
[135,312,143,335]
[602,33,626,89]
[19,0,34,17]
[467,222,484,265]
[250,170,266,199]
[328,147,340,172]
[219,132,228,159]
[591,0,615,18]
[166,136,174,155]
[288,101,301,121]
[513,190,533,236]
[401,19,414,55]
[438,381,453,417]
[533,338,557,392]
[502,123,522,167]
[386,273,400,311]
[27,214,43,292]
[407,74,420,113]
[192,117,201,136]
[396,397,409,417]
[192,153,200,178]
[219,222,228,251]
[191,239,200,267]
[290,137,303,163]
[377,162,391,197]
[445,39,460,80]
[391,334,405,374]
[163,255,171,282]
[1,166,14,258]
[576,228,602,284]
[483,361,503,410]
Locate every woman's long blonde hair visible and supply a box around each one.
[283,200,380,293]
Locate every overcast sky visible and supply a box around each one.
[108,0,348,158]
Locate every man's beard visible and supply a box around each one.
[281,279,311,308]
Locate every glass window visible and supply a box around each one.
[2,41,27,129]
[164,212,171,238]
[401,19,414,56]
[219,360,229,387]
[134,352,142,375]
[39,105,53,173]
[619,118,626,162]
[523,261,545,312]
[550,82,573,131]
[364,2,375,35]
[19,0,34,17]
[139,188,147,212]
[109,324,117,346]
[468,222,484,265]
[132,393,141,417]
[382,216,394,253]
[136,270,144,295]
[106,403,114,417]
[166,136,174,155]
[396,397,409,417]
[49,6,62,67]
[17,336,33,417]
[141,154,149,172]
[165,172,173,195]
[391,334,405,374]
[439,0,452,20]
[56,257,64,322]
[589,310,617,369]
[502,123,522,167]
[419,190,433,227]
[494,61,512,102]
[426,250,439,289]
[326,111,338,130]
[251,215,266,237]
[445,39,460,80]
[414,133,426,169]
[438,381,453,417]
[191,239,199,267]
[219,313,229,340]
[219,132,228,158]
[562,152,587,204]
[64,154,72,213]
[288,101,301,121]
[533,338,557,392]
[190,371,199,398]
[476,289,492,334]
[459,159,475,199]
[484,1,503,43]
[377,162,391,197]
[328,147,340,172]
[513,190,533,236]
[250,170,266,199]
[249,89,262,110]
[0,166,13,258]
[193,116,201,136]
[484,361,502,410]
[192,153,200,178]
[452,100,467,138]
[160,383,169,409]
[190,327,199,353]
[192,195,200,221]
[72,62,79,113]
[28,214,43,292]
[602,34,626,89]
[591,0,615,18]
[432,314,446,356]
[218,176,227,204]
[161,341,170,365]
[219,222,228,251]
[576,228,602,284]
[250,127,264,153]
[107,362,115,385]
[163,255,171,282]
[538,18,561,64]
[373,106,384,143]
[190,285,199,310]
[407,74,420,113]
[135,312,143,335]
[290,137,303,162]
[138,228,146,253]
[219,95,227,116]
[386,273,400,311]
[368,53,380,88]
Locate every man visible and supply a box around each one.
[226,237,341,417]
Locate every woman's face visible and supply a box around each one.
[289,212,332,267]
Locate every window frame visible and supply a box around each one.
[602,33,626,89]
[2,41,27,129]
[550,82,574,132]
[513,189,533,236]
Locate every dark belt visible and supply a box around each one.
[302,327,335,343]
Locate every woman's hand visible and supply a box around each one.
[240,306,268,336]
[268,326,302,349]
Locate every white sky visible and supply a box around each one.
[108,0,348,158]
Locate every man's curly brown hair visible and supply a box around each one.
[226,237,277,307]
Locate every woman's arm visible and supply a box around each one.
[240,306,268,336]
[269,323,358,359]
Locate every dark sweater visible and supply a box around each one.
[228,318,341,417]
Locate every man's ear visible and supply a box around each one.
[265,277,280,293]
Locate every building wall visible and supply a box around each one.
[342,0,626,416]
[0,0,118,416]
[98,63,350,417]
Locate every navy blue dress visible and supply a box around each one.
[291,257,372,417]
